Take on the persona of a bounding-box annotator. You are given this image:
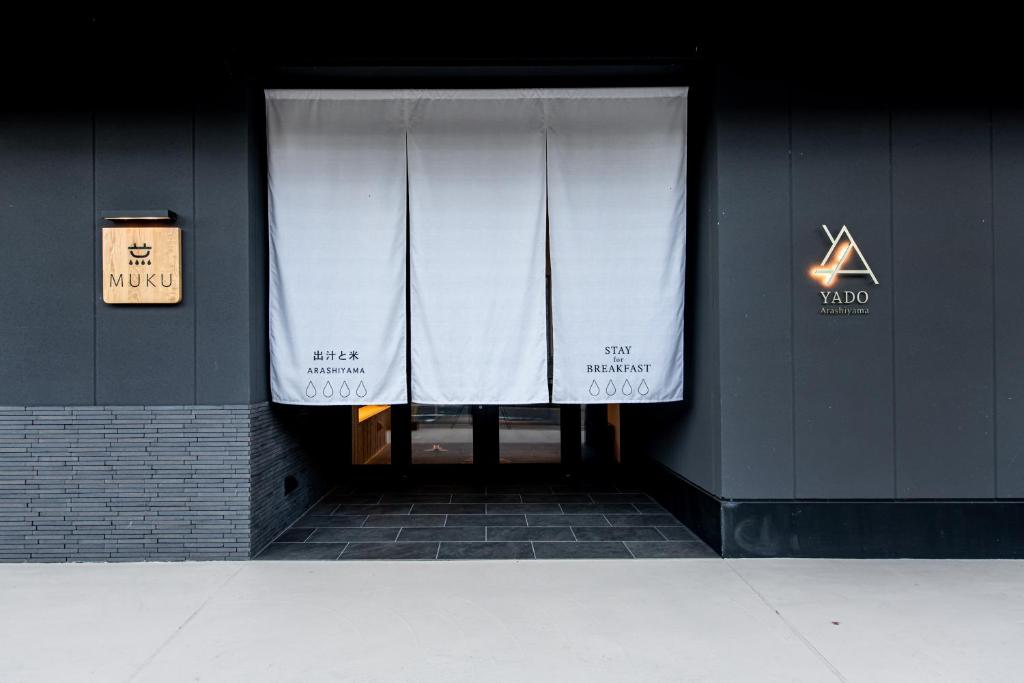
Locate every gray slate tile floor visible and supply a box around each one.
[257,476,716,560]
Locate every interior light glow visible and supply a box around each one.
[358,405,390,422]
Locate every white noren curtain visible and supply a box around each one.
[267,91,408,405]
[408,94,549,404]
[547,89,688,403]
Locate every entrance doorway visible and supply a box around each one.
[350,404,619,468]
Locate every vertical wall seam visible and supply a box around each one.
[710,73,723,497]
[716,87,724,497]
[246,89,253,404]
[787,82,796,498]
[706,74,724,503]
[92,107,97,406]
[889,102,897,499]
[990,102,998,497]
[253,87,268,404]
[192,103,198,405]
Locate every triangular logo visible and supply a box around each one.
[809,224,878,287]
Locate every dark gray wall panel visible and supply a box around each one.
[993,104,1024,498]
[0,107,94,405]
[790,82,894,498]
[629,79,719,495]
[716,68,793,499]
[892,104,994,498]
[196,83,253,404]
[629,199,718,492]
[94,100,196,405]
[630,401,715,493]
[249,88,270,403]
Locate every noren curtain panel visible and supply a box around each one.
[266,88,687,406]
[408,94,549,404]
[547,89,687,403]
[266,91,409,405]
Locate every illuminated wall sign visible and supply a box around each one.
[808,224,878,316]
[102,227,182,304]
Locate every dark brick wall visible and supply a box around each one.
[0,405,251,561]
[0,402,336,562]
[249,403,336,555]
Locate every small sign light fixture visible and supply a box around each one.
[101,209,177,222]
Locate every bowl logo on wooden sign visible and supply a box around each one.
[127,242,152,265]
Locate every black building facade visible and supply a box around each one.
[1,26,1022,560]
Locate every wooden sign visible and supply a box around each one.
[102,227,182,304]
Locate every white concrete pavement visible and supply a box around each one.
[1,558,1021,682]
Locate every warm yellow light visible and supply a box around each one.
[358,405,390,422]
[106,216,172,221]
[809,240,852,288]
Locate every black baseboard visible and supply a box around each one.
[634,456,1024,559]
[631,457,723,554]
[723,499,1024,558]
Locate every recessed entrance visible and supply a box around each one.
[261,84,691,557]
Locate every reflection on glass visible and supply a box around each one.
[607,403,621,463]
[580,404,590,460]
[352,405,391,465]
[499,405,560,464]
[411,404,473,464]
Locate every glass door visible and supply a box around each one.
[410,404,475,464]
[498,405,561,464]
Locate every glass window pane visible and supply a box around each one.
[411,404,474,464]
[499,405,560,464]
